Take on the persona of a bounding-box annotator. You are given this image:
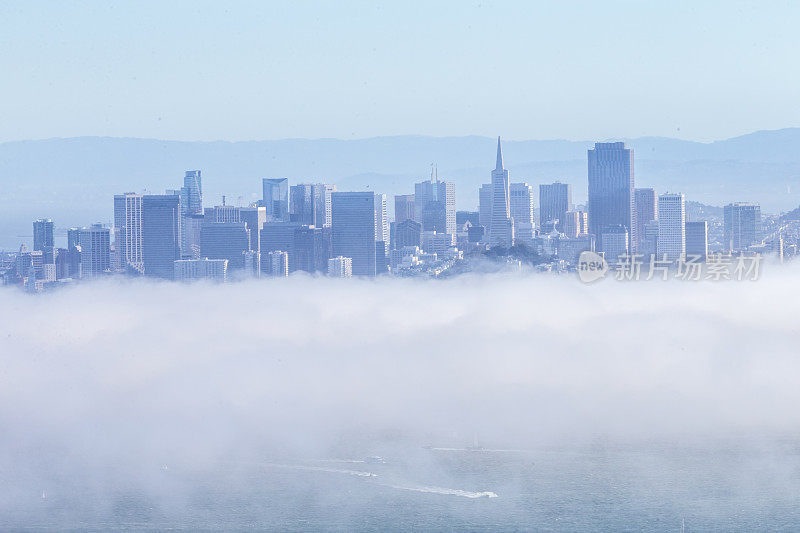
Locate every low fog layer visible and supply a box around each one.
[2,268,800,524]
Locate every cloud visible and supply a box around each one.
[1,267,799,524]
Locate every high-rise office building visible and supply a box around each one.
[267,250,289,277]
[113,193,144,273]
[414,176,455,236]
[290,184,316,225]
[204,204,240,223]
[562,211,580,238]
[588,142,635,251]
[260,222,331,274]
[295,225,331,273]
[33,219,55,251]
[174,258,227,282]
[79,224,111,277]
[331,192,379,277]
[600,225,629,264]
[635,188,658,250]
[489,137,514,247]
[478,184,492,237]
[243,250,261,277]
[394,219,422,249]
[375,193,389,257]
[181,170,203,216]
[178,170,203,257]
[539,182,572,231]
[181,213,204,259]
[328,256,352,278]
[260,222,300,271]
[200,221,250,270]
[685,221,708,261]
[313,183,336,227]
[724,202,762,251]
[510,182,535,244]
[262,178,290,221]
[67,228,81,251]
[395,194,415,224]
[657,193,686,262]
[40,246,56,282]
[578,210,589,235]
[638,220,658,258]
[239,206,267,252]
[142,194,181,279]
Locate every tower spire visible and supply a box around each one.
[495,136,504,170]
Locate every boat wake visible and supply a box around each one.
[385,484,498,499]
[313,458,367,464]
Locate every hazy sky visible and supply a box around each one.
[1,1,799,142]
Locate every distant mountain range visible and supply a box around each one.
[1,129,799,249]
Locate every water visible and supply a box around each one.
[5,438,800,531]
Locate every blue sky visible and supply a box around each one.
[1,0,798,142]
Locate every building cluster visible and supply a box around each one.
[3,137,790,291]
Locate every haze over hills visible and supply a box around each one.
[1,128,800,249]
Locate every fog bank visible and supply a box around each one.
[2,268,800,525]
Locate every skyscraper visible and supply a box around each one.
[588,142,635,251]
[33,219,55,251]
[562,211,580,238]
[331,192,378,276]
[313,183,336,227]
[657,193,686,262]
[290,184,316,225]
[179,170,203,257]
[414,175,456,236]
[489,137,514,247]
[67,228,82,251]
[182,214,204,259]
[639,220,659,258]
[375,193,390,273]
[327,256,352,278]
[204,204,240,223]
[239,206,267,252]
[394,219,422,249]
[724,202,762,251]
[600,225,629,264]
[181,170,203,216]
[113,193,144,273]
[539,182,572,231]
[395,194,416,224]
[79,224,110,277]
[478,184,492,236]
[296,225,331,273]
[634,188,658,250]
[259,222,330,274]
[262,178,290,221]
[142,194,181,279]
[510,183,535,244]
[267,251,289,277]
[200,221,250,270]
[260,222,301,271]
[685,221,708,261]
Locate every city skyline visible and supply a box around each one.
[4,132,792,289]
